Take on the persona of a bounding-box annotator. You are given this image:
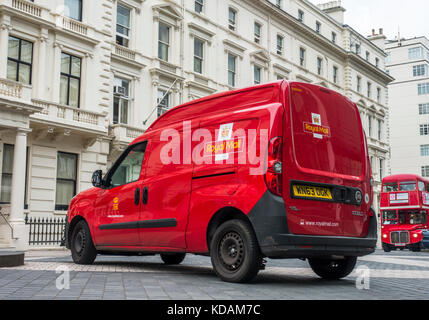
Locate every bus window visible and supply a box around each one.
[383,183,398,192]
[398,211,407,224]
[408,211,427,225]
[418,181,425,191]
[399,181,416,191]
[382,210,397,225]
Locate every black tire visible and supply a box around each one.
[411,245,421,252]
[382,243,391,252]
[210,219,262,283]
[160,253,186,265]
[308,256,357,280]
[70,220,97,265]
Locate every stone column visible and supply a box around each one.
[0,18,11,79]
[9,128,31,251]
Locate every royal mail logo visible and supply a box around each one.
[204,138,244,157]
[304,113,330,139]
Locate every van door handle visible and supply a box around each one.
[142,187,148,204]
[134,188,140,205]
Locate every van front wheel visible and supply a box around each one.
[308,256,357,280]
[70,220,97,265]
[210,219,262,283]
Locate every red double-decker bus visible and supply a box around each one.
[380,174,429,252]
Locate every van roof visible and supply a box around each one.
[145,80,285,133]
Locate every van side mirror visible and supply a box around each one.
[92,170,104,188]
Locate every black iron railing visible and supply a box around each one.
[25,215,66,246]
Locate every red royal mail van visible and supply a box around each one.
[65,80,377,283]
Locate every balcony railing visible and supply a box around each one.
[11,0,42,17]
[32,99,107,133]
[0,78,33,103]
[61,16,88,36]
[110,124,145,143]
[114,44,136,61]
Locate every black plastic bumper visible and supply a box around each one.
[63,216,70,249]
[247,191,378,259]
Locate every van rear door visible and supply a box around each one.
[284,82,369,237]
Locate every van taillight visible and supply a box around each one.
[265,137,283,196]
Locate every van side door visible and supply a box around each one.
[138,124,197,249]
[93,142,148,246]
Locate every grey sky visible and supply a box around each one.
[309,0,429,40]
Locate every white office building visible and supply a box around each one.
[0,0,392,249]
[385,36,429,178]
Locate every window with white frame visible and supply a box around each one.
[158,22,170,61]
[276,35,283,55]
[195,0,203,14]
[368,115,373,137]
[254,22,261,44]
[254,65,261,85]
[157,89,171,117]
[367,82,372,98]
[418,83,429,95]
[409,47,424,60]
[379,159,384,180]
[55,152,77,211]
[366,51,370,61]
[377,119,382,140]
[331,32,337,44]
[194,38,204,74]
[315,21,321,34]
[116,3,131,47]
[420,124,429,136]
[0,144,14,204]
[298,9,304,22]
[60,52,81,108]
[357,76,361,92]
[64,0,82,21]
[421,145,429,157]
[413,64,428,77]
[227,53,236,87]
[386,52,391,64]
[299,47,305,67]
[377,87,381,103]
[422,166,429,177]
[333,66,338,83]
[419,103,429,115]
[7,36,33,85]
[317,57,322,75]
[228,8,237,31]
[355,43,361,55]
[113,77,130,125]
[375,57,379,68]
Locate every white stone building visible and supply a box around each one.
[385,36,429,178]
[0,0,392,249]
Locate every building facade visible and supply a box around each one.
[0,0,392,249]
[385,36,429,178]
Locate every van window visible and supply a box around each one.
[383,183,398,192]
[108,142,147,188]
[418,181,425,191]
[399,181,416,191]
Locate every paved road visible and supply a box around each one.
[1,249,429,300]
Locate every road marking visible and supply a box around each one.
[359,255,429,268]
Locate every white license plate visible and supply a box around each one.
[394,243,406,247]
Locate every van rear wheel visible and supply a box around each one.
[70,220,97,265]
[210,219,262,283]
[308,256,357,280]
[160,253,186,265]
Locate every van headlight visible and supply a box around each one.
[383,234,387,239]
[413,234,418,238]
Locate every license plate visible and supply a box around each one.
[394,243,405,247]
[292,185,333,200]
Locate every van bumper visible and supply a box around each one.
[247,191,378,259]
